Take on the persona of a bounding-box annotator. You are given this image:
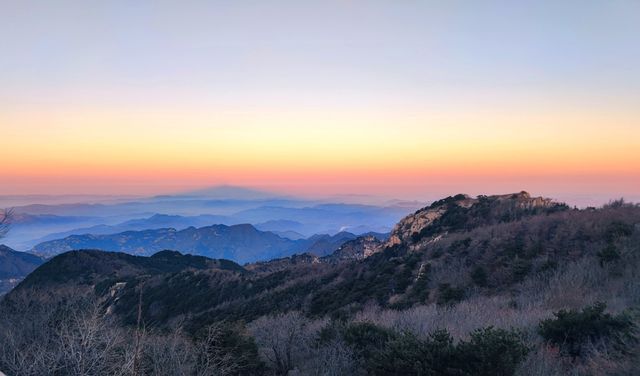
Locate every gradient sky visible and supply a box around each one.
[1,1,639,203]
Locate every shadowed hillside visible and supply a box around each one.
[0,245,44,294]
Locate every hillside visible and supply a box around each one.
[3,192,640,375]
[13,192,639,320]
[16,249,244,292]
[0,245,44,294]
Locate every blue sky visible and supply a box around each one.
[2,0,639,108]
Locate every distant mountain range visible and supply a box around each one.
[32,214,239,243]
[0,245,44,294]
[3,186,420,251]
[14,191,638,327]
[31,224,388,263]
[5,192,640,375]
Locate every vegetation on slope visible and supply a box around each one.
[2,194,640,375]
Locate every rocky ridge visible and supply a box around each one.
[387,191,562,248]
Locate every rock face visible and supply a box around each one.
[325,235,384,262]
[386,192,565,248]
[245,253,321,274]
[500,191,555,210]
[387,206,448,247]
[248,234,385,270]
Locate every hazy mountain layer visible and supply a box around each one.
[31,224,386,263]
[4,186,420,251]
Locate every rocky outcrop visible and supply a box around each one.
[386,192,565,248]
[247,235,386,270]
[324,235,383,263]
[246,253,321,273]
[494,191,555,210]
[387,206,447,247]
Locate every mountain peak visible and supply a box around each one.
[150,249,183,258]
[387,192,567,247]
[178,185,285,200]
[324,235,384,263]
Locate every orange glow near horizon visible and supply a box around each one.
[1,104,639,199]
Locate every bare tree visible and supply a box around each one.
[194,323,240,376]
[249,311,329,375]
[142,327,195,376]
[0,289,255,376]
[54,299,126,376]
[0,208,13,239]
[0,294,132,376]
[132,285,146,376]
[304,338,357,376]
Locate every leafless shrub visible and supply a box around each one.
[518,339,640,376]
[513,249,640,313]
[354,296,548,340]
[249,311,330,375]
[541,257,611,310]
[54,300,128,375]
[0,305,58,375]
[515,345,575,376]
[603,198,630,209]
[0,293,250,376]
[299,338,357,376]
[0,295,133,376]
[193,322,245,376]
[428,255,468,287]
[140,329,194,376]
[578,343,640,376]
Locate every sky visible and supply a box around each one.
[1,1,639,203]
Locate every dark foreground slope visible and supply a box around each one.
[3,193,640,376]
[17,249,244,291]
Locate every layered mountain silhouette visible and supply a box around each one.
[5,186,417,251]
[32,224,387,263]
[13,192,638,326]
[5,191,640,375]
